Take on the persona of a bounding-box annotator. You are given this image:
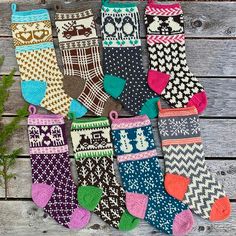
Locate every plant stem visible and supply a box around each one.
[3,164,7,200]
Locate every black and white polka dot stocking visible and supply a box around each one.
[101,0,160,118]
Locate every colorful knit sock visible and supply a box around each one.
[11,4,87,118]
[27,105,90,229]
[101,0,160,118]
[157,102,231,221]
[109,111,194,235]
[55,9,121,116]
[145,1,207,113]
[70,117,140,231]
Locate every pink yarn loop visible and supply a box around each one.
[109,111,118,121]
[28,105,37,114]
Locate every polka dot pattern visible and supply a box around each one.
[104,46,159,115]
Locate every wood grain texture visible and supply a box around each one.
[1,1,236,38]
[2,76,236,117]
[4,158,236,199]
[1,117,236,158]
[1,37,236,76]
[0,200,235,236]
[0,0,236,235]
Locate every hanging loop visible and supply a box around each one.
[28,105,37,115]
[11,3,17,13]
[109,110,119,121]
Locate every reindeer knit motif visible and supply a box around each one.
[70,117,140,231]
[27,108,90,229]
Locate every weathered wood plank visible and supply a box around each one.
[1,38,236,77]
[3,76,236,117]
[4,158,236,199]
[1,117,236,157]
[1,1,236,38]
[0,200,235,236]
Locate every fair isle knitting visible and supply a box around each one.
[110,111,194,235]
[158,102,231,221]
[55,8,121,116]
[70,117,140,230]
[11,3,87,118]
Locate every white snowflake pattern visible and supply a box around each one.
[169,118,189,136]
[158,119,169,136]
[128,179,139,190]
[140,162,150,172]
[189,117,200,134]
[164,202,177,215]
[143,177,155,189]
[159,218,171,233]
[151,192,165,203]
[147,208,157,221]
[124,162,135,174]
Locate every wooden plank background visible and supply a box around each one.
[0,0,236,236]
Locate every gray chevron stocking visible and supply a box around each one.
[157,102,231,221]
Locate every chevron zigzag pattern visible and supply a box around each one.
[147,34,185,46]
[163,143,226,219]
[145,6,183,16]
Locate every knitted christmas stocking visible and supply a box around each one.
[27,105,90,229]
[157,102,231,221]
[11,4,87,118]
[109,111,194,235]
[55,9,121,116]
[70,117,140,231]
[145,1,207,113]
[101,0,160,118]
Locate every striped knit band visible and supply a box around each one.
[28,114,64,126]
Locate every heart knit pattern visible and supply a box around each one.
[145,1,207,113]
[101,0,160,118]
[27,108,90,229]
[11,4,87,117]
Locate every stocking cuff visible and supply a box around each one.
[71,117,114,160]
[145,2,182,16]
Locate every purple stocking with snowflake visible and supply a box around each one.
[27,105,90,229]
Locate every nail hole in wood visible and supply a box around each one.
[225,27,236,35]
[192,20,202,28]
[199,226,205,232]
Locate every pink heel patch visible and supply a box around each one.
[187,91,208,114]
[126,192,148,219]
[68,207,91,229]
[173,209,194,236]
[32,183,54,208]
[148,69,170,95]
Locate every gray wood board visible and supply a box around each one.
[1,1,236,38]
[3,158,236,199]
[1,117,236,158]
[2,76,236,117]
[0,200,235,236]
